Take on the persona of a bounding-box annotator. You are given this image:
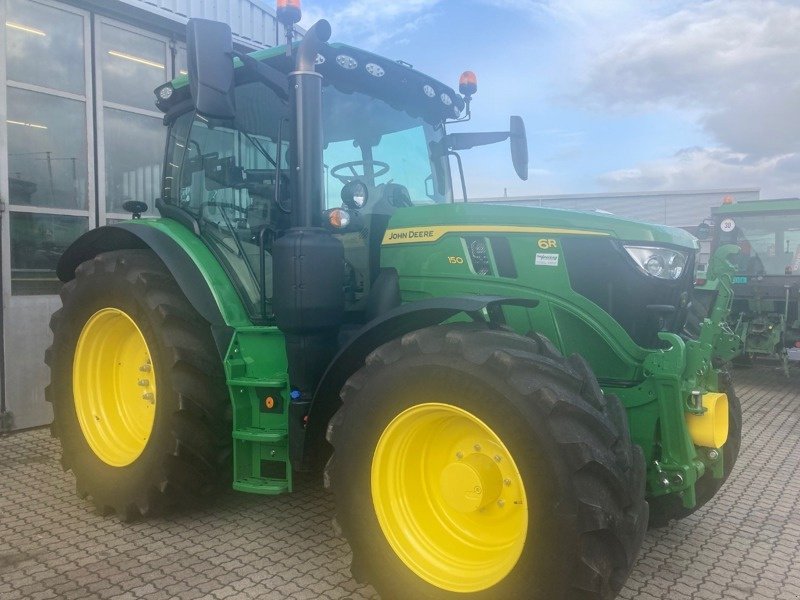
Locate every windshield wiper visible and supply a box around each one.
[240,130,278,169]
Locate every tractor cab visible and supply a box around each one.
[707,197,800,370]
[153,39,523,324]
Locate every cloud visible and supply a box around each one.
[582,0,800,196]
[478,0,645,24]
[300,1,443,48]
[598,147,800,198]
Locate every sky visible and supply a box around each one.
[298,0,800,200]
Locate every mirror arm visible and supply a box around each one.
[447,151,469,203]
[233,51,289,100]
[444,131,510,151]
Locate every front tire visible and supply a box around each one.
[46,250,230,520]
[327,323,648,599]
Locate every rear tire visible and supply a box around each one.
[648,371,742,528]
[46,250,230,520]
[327,323,648,599]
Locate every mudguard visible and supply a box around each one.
[296,295,539,468]
[56,223,233,356]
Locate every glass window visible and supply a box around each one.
[162,113,192,203]
[175,46,188,78]
[101,24,166,110]
[10,213,88,295]
[322,87,450,210]
[723,214,800,276]
[104,108,163,215]
[372,127,437,203]
[177,113,283,311]
[165,83,291,316]
[6,87,88,209]
[5,0,85,94]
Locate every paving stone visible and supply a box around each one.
[0,366,797,599]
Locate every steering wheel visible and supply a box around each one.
[330,160,390,184]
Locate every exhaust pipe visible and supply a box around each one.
[289,19,331,228]
[273,20,344,397]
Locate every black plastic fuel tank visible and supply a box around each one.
[272,227,344,393]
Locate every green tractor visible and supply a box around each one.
[699,197,800,375]
[47,11,742,600]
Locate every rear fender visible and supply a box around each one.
[57,222,243,358]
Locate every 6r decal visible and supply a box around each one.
[538,238,557,249]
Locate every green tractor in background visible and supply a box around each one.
[46,8,743,600]
[698,197,800,375]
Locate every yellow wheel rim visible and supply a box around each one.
[371,402,528,593]
[73,307,157,467]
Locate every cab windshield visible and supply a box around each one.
[322,86,451,208]
[723,213,800,276]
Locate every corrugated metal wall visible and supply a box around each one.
[117,0,285,47]
[475,189,762,228]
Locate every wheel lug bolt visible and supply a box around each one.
[504,478,511,486]
[142,392,154,402]
[497,499,505,508]
[139,364,151,372]
[137,379,149,387]
[455,451,463,460]
[494,455,502,462]
[473,444,481,452]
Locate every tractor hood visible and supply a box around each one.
[386,203,699,249]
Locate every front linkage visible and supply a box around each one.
[642,244,741,508]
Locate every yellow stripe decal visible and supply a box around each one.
[382,225,609,245]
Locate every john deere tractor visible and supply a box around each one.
[47,9,742,600]
[698,197,800,374]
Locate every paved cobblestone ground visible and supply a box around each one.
[1,365,799,599]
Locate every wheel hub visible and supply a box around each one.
[439,452,503,513]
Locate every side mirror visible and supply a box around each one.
[510,116,528,181]
[186,19,236,119]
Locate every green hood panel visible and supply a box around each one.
[386,203,698,249]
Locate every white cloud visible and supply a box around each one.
[599,147,800,198]
[583,0,800,196]
[300,1,443,48]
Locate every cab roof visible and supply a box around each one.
[156,42,464,125]
[712,198,800,215]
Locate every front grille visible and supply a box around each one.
[562,238,695,348]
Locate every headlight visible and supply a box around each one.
[624,245,687,280]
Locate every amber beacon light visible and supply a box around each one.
[277,0,302,26]
[459,70,478,97]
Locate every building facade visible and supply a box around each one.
[0,0,292,431]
